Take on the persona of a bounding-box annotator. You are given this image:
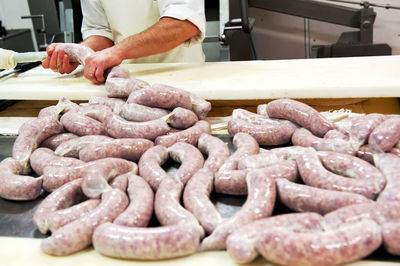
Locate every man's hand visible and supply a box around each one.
[83,47,124,84]
[42,43,79,74]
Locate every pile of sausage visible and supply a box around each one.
[0,43,400,264]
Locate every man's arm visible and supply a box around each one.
[84,17,199,83]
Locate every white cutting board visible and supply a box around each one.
[0,55,399,100]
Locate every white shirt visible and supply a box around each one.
[80,0,206,63]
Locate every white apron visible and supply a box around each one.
[100,0,205,63]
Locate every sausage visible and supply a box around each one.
[276,178,372,215]
[40,133,78,150]
[197,133,230,173]
[0,158,42,201]
[292,127,355,155]
[232,108,272,124]
[88,95,125,114]
[323,129,349,140]
[155,120,211,147]
[12,115,64,172]
[151,84,211,119]
[42,158,134,192]
[167,107,198,129]
[227,118,297,146]
[119,103,169,122]
[373,153,400,202]
[46,199,100,232]
[138,145,170,190]
[41,189,128,256]
[238,146,312,170]
[256,104,268,116]
[324,202,400,229]
[105,77,150,98]
[30,147,83,175]
[168,142,204,184]
[356,144,374,164]
[369,117,400,153]
[218,132,259,173]
[92,222,203,260]
[318,151,386,192]
[255,220,382,266]
[81,158,137,198]
[347,113,386,149]
[109,173,129,191]
[200,171,276,251]
[33,178,84,234]
[73,104,113,123]
[113,174,154,227]
[296,151,380,199]
[127,85,192,110]
[54,135,114,158]
[78,138,154,162]
[104,112,170,140]
[214,160,298,195]
[183,168,223,234]
[266,99,336,137]
[54,43,94,65]
[92,176,204,260]
[382,221,400,255]
[226,213,325,264]
[60,111,106,136]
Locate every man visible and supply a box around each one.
[42,0,205,84]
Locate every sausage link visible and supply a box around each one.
[232,108,274,124]
[73,104,113,123]
[120,103,169,122]
[60,111,106,136]
[255,220,381,266]
[109,173,129,191]
[54,135,114,158]
[105,77,150,98]
[138,145,170,190]
[374,153,400,202]
[238,146,311,170]
[226,213,324,264]
[168,142,204,184]
[92,222,203,260]
[318,151,386,192]
[88,95,125,114]
[0,158,42,201]
[347,113,386,149]
[276,178,372,215]
[105,65,130,79]
[40,133,78,150]
[46,199,100,232]
[127,85,192,110]
[200,171,276,251]
[13,115,64,172]
[33,178,84,234]
[292,127,355,155]
[324,202,400,229]
[155,120,211,147]
[382,221,400,255]
[78,138,154,162]
[30,147,83,175]
[167,107,198,129]
[227,118,297,146]
[256,104,268,116]
[266,99,336,137]
[55,43,94,65]
[197,133,230,173]
[215,160,298,195]
[41,189,128,256]
[113,174,154,227]
[183,168,223,234]
[81,158,137,198]
[151,84,211,119]
[356,144,374,164]
[104,112,170,140]
[296,152,380,199]
[369,117,400,153]
[323,129,349,140]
